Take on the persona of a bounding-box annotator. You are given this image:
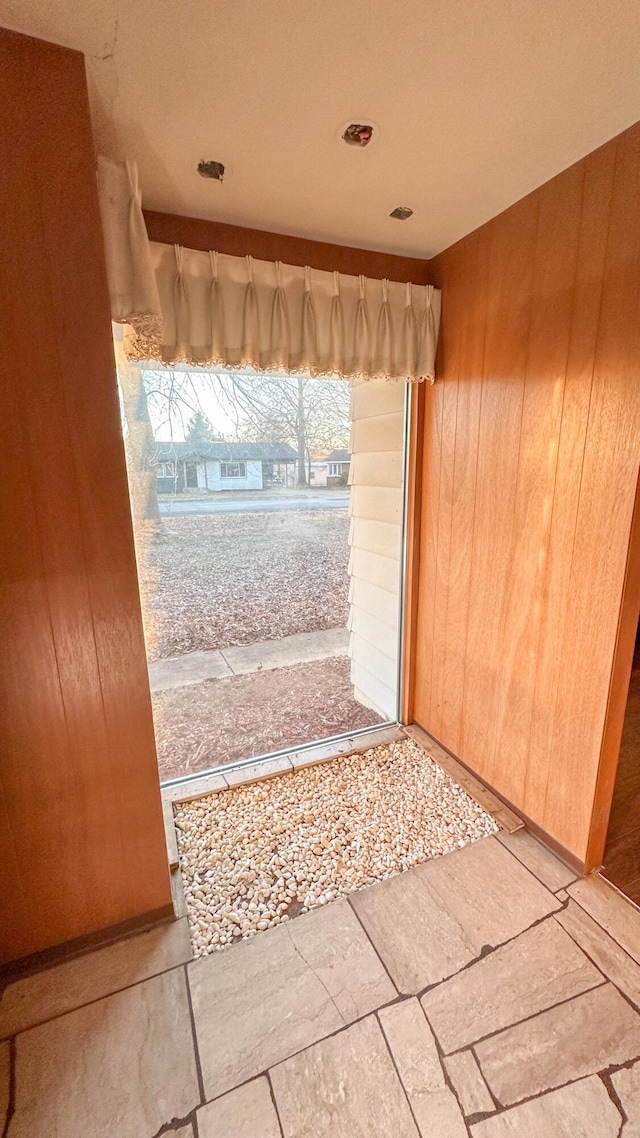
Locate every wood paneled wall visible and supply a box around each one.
[143,210,431,284]
[414,121,640,865]
[0,28,171,963]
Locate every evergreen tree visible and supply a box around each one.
[185,409,216,442]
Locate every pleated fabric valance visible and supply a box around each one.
[98,157,441,383]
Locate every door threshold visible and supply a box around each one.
[161,722,404,806]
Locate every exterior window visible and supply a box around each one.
[220,461,246,478]
[157,462,176,478]
[329,463,342,476]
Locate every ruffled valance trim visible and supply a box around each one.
[124,337,435,384]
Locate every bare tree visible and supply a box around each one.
[213,373,350,486]
[133,367,351,489]
[115,341,160,522]
[142,369,205,441]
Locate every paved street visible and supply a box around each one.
[159,492,350,515]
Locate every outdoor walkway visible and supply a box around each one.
[159,491,350,516]
[3,830,640,1135]
[148,627,349,692]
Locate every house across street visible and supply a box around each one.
[155,440,299,494]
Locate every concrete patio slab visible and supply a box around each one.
[149,649,231,691]
[149,626,349,691]
[220,626,349,675]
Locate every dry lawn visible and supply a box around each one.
[153,656,381,780]
[137,510,350,661]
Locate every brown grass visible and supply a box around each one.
[153,656,381,780]
[136,510,350,661]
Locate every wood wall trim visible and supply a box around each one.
[401,381,427,723]
[405,723,524,834]
[143,209,432,284]
[0,904,175,986]
[586,467,640,871]
[405,723,585,875]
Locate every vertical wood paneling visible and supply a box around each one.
[430,227,489,753]
[414,119,640,863]
[489,166,583,805]
[414,373,444,725]
[525,141,617,824]
[460,197,538,789]
[0,28,171,962]
[545,126,640,852]
[428,247,463,741]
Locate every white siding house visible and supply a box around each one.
[155,441,298,493]
[348,379,404,721]
[196,458,263,491]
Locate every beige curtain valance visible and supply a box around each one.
[99,157,441,382]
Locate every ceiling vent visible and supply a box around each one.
[389,206,414,220]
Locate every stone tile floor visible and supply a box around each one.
[3,830,640,1135]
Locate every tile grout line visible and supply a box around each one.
[414,905,571,1002]
[598,1071,628,1134]
[551,909,640,1013]
[1,1037,16,1138]
[443,978,608,1058]
[199,1004,405,1110]
[0,954,194,1042]
[166,977,640,1122]
[346,895,399,996]
[374,1008,446,1138]
[466,1051,634,1123]
[0,890,583,1047]
[183,964,207,1107]
[564,888,640,969]
[147,1106,200,1138]
[199,1012,637,1136]
[416,1004,476,1137]
[494,831,578,894]
[265,1071,285,1138]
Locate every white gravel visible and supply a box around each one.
[174,737,499,957]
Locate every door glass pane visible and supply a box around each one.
[116,346,402,783]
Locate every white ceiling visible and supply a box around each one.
[3,0,640,256]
